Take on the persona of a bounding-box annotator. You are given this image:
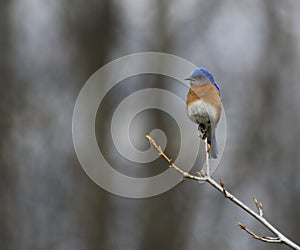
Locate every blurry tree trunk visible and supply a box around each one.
[62,1,122,249]
[0,1,18,249]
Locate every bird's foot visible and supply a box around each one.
[197,124,208,140]
[197,131,207,140]
[198,124,205,132]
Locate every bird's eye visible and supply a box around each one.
[200,75,209,82]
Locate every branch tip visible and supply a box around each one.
[219,178,227,196]
[236,222,246,230]
[253,197,258,204]
[220,178,225,188]
[253,197,264,216]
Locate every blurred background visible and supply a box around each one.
[1,0,300,249]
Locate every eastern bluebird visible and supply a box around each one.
[186,68,222,159]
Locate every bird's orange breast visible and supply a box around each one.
[186,83,222,123]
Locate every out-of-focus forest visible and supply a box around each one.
[1,0,300,249]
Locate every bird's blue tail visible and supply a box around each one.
[209,130,218,159]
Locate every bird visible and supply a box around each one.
[185,68,222,159]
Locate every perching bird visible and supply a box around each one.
[186,68,222,158]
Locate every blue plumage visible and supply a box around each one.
[190,68,220,93]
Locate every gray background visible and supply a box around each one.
[1,0,300,249]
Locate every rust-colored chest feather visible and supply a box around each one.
[186,83,222,123]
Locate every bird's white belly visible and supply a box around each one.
[187,100,217,124]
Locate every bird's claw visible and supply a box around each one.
[197,131,207,140]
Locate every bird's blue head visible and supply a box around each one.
[186,67,220,93]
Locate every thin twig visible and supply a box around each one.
[145,135,207,181]
[205,138,210,176]
[236,222,281,243]
[146,135,300,250]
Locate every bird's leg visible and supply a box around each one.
[202,130,208,140]
[206,124,212,153]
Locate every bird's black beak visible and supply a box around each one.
[185,77,195,81]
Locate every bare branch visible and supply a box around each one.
[146,135,300,250]
[236,222,281,243]
[145,135,207,181]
